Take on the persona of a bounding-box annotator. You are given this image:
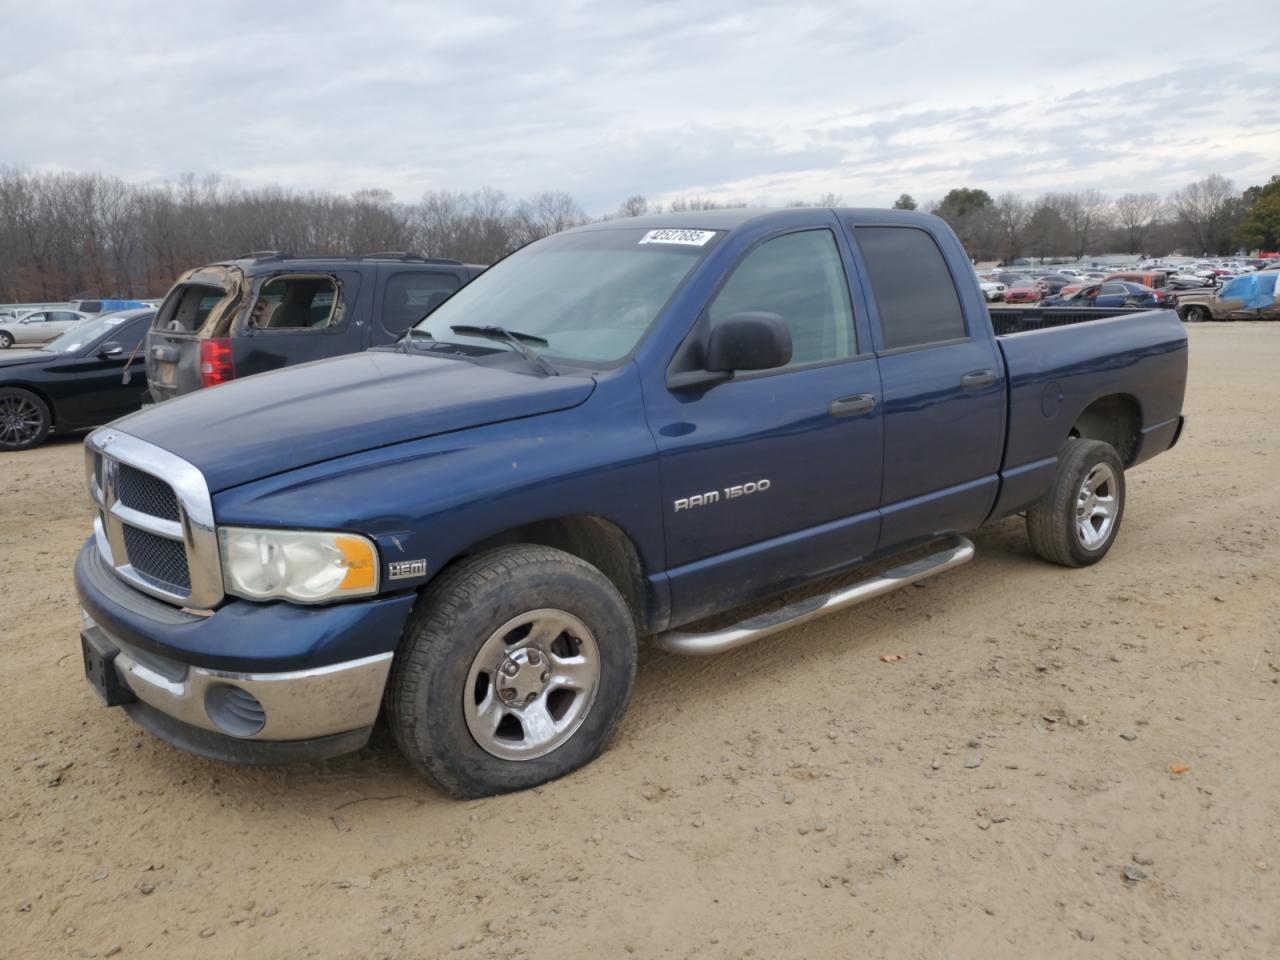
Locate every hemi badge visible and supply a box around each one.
[388,559,428,580]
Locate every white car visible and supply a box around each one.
[978,279,1007,302]
[0,309,92,348]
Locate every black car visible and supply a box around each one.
[146,252,485,401]
[0,308,154,451]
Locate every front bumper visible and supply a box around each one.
[83,610,391,743]
[75,539,416,763]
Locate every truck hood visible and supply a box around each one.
[112,351,597,492]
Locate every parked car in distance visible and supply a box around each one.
[145,252,486,402]
[1032,274,1077,296]
[74,207,1186,797]
[1004,279,1042,303]
[1103,271,1168,290]
[0,308,154,450]
[0,308,92,348]
[978,279,1006,302]
[1043,281,1166,309]
[1175,272,1280,322]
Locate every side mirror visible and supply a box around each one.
[705,312,792,373]
[97,342,124,358]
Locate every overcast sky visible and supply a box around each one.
[2,0,1277,214]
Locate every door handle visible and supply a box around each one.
[960,369,997,390]
[829,393,876,417]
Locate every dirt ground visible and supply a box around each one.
[2,324,1277,960]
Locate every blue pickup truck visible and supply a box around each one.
[74,208,1187,797]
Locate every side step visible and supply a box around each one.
[653,535,975,656]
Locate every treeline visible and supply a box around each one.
[894,172,1280,264]
[0,171,598,302]
[2,167,1278,302]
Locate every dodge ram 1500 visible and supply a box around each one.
[75,208,1187,797]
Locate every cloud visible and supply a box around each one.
[0,0,1275,213]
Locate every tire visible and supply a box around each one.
[387,545,638,798]
[0,388,52,451]
[0,331,13,348]
[1183,305,1210,323]
[1026,439,1126,568]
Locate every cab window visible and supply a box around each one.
[708,229,856,366]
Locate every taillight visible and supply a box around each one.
[200,338,235,388]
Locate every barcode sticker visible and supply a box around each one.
[639,229,717,246]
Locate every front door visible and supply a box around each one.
[646,227,884,625]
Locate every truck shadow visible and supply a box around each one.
[140,516,1035,808]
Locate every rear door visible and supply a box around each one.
[147,271,242,400]
[648,226,884,624]
[231,270,364,377]
[48,311,85,339]
[849,220,1005,549]
[371,266,464,346]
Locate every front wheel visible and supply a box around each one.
[0,388,52,451]
[0,331,13,349]
[1183,305,1210,323]
[1026,439,1126,567]
[387,545,638,798]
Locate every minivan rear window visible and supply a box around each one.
[156,284,230,334]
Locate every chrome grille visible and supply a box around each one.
[116,463,180,521]
[85,430,223,609]
[122,525,191,591]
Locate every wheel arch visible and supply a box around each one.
[1067,392,1141,466]
[445,515,654,633]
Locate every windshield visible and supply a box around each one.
[411,227,719,365]
[42,313,130,352]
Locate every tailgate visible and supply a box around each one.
[146,268,245,401]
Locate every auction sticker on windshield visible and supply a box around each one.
[639,229,717,246]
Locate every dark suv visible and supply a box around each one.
[145,252,484,401]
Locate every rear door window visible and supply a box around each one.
[382,271,461,334]
[249,275,342,330]
[855,226,967,351]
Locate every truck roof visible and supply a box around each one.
[572,207,945,234]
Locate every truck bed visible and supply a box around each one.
[987,306,1188,519]
[988,305,1155,336]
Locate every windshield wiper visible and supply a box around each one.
[450,325,558,377]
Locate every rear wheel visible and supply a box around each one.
[0,331,13,349]
[1026,439,1125,567]
[387,545,638,798]
[0,388,51,451]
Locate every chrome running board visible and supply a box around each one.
[654,535,975,656]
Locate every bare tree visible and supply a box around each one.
[1112,193,1164,254]
[617,195,648,218]
[1170,175,1239,255]
[1046,190,1110,259]
[993,193,1029,264]
[512,191,587,245]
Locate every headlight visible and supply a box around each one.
[218,527,379,603]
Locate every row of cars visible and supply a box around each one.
[979,260,1280,321]
[978,268,1171,309]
